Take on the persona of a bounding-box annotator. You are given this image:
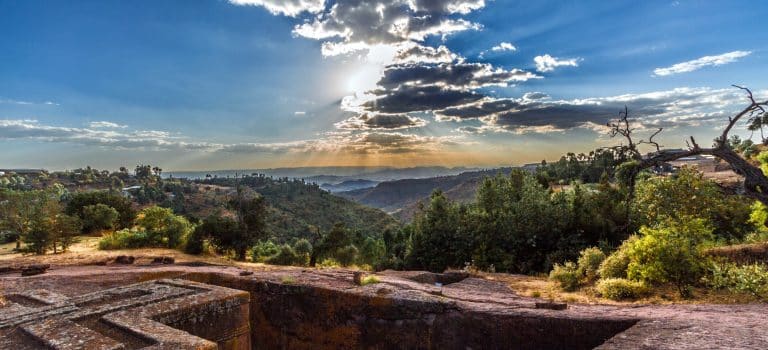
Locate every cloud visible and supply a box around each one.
[228,0,325,17]
[294,111,307,116]
[522,92,549,100]
[343,62,540,114]
[291,0,485,57]
[0,98,59,106]
[394,44,458,64]
[436,87,753,134]
[653,50,752,76]
[335,112,428,130]
[0,119,465,157]
[88,121,127,129]
[534,54,580,72]
[492,42,516,52]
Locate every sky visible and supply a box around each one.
[0,0,766,171]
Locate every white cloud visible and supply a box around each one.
[534,54,580,72]
[228,0,325,17]
[294,111,306,116]
[491,42,516,52]
[88,121,127,129]
[0,98,59,106]
[653,50,752,76]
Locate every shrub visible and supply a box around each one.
[576,247,606,282]
[292,239,312,266]
[360,275,380,286]
[626,218,713,297]
[549,262,580,291]
[335,245,359,267]
[707,262,768,299]
[81,204,119,232]
[317,258,341,268]
[251,240,280,262]
[266,245,301,266]
[599,238,635,279]
[183,225,206,255]
[98,229,151,250]
[596,278,649,300]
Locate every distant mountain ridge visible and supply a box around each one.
[338,168,514,221]
[320,179,379,193]
[167,166,479,184]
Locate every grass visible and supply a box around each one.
[476,271,762,305]
[360,275,380,286]
[281,276,297,284]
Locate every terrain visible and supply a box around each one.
[339,168,513,220]
[2,249,767,349]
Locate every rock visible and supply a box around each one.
[21,264,50,277]
[114,255,135,264]
[535,302,567,310]
[151,257,174,264]
[239,271,254,276]
[353,271,364,285]
[0,266,16,274]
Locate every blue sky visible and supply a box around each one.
[1,0,766,170]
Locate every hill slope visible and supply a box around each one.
[339,168,514,221]
[191,176,400,242]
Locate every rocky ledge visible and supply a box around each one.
[1,264,766,349]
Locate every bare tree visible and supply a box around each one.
[608,85,768,206]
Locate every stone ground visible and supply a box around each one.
[2,263,767,349]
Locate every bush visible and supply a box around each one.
[251,240,280,262]
[596,278,649,300]
[292,239,312,266]
[360,275,380,286]
[98,229,151,250]
[625,218,713,297]
[266,245,301,266]
[599,238,635,279]
[707,262,768,299]
[335,245,359,267]
[549,262,580,291]
[576,247,606,282]
[81,204,119,232]
[183,225,206,255]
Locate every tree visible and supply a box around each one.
[0,190,53,250]
[136,206,192,248]
[81,204,119,232]
[65,191,136,229]
[228,192,268,260]
[408,190,473,272]
[51,214,81,253]
[607,87,768,207]
[634,167,753,241]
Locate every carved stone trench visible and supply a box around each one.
[0,269,638,350]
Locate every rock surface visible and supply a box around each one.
[2,265,767,349]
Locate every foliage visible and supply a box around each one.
[598,238,634,279]
[183,224,206,255]
[360,275,380,286]
[265,244,303,266]
[409,190,474,272]
[576,247,606,282]
[706,262,768,299]
[65,191,136,229]
[81,203,119,232]
[596,278,649,300]
[549,262,580,292]
[625,218,713,297]
[252,240,281,262]
[335,245,359,267]
[634,168,754,242]
[98,229,151,250]
[136,206,193,248]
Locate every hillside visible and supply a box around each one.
[320,179,379,193]
[339,168,514,221]
[192,176,400,242]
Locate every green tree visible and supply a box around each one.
[65,191,136,229]
[136,206,193,248]
[408,190,473,272]
[634,167,753,242]
[81,204,119,232]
